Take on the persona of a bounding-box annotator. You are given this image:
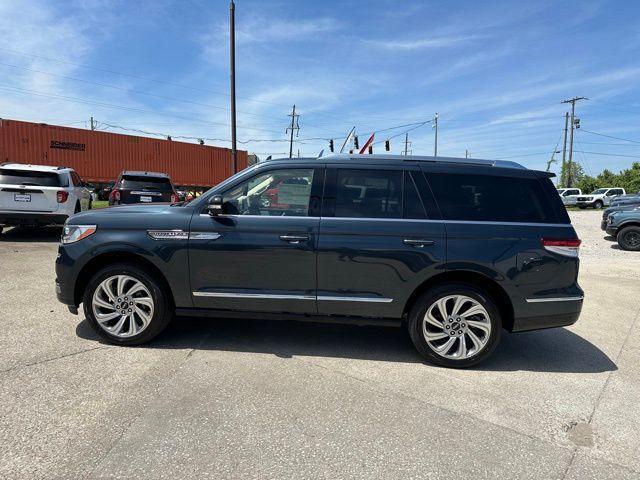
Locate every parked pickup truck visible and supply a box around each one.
[576,188,625,209]
[557,188,581,206]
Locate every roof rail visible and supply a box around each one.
[316,153,527,169]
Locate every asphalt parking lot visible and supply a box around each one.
[1,210,639,479]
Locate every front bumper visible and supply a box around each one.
[575,201,595,208]
[606,226,619,237]
[0,211,68,226]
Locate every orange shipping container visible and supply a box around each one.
[0,118,248,187]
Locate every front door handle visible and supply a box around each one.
[403,239,435,248]
[279,234,309,244]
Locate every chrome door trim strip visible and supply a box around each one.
[525,296,584,303]
[317,295,393,303]
[191,292,394,303]
[192,292,316,300]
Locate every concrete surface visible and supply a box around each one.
[0,211,639,479]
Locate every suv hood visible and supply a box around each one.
[68,203,193,229]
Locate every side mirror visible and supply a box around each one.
[207,195,224,216]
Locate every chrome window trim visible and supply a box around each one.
[191,292,393,303]
[525,296,584,303]
[197,214,572,228]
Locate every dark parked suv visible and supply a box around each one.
[109,171,177,205]
[56,154,583,368]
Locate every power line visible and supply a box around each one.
[579,129,640,144]
[0,84,284,134]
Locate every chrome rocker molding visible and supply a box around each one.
[525,296,584,303]
[192,292,393,303]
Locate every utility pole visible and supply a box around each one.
[561,112,569,187]
[433,112,438,157]
[404,133,408,155]
[465,149,468,159]
[561,97,587,187]
[90,116,95,131]
[286,105,299,158]
[229,0,238,173]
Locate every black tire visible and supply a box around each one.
[82,263,173,345]
[617,226,640,251]
[594,200,604,209]
[407,283,501,368]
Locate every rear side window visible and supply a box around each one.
[335,169,402,218]
[428,173,555,223]
[0,169,65,187]
[120,175,173,191]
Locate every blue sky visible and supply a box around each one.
[1,0,640,177]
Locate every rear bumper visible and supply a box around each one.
[0,211,68,226]
[512,295,583,332]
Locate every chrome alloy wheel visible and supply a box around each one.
[91,275,154,338]
[422,295,491,360]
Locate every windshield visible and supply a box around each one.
[120,175,173,191]
[0,169,66,187]
[591,189,608,194]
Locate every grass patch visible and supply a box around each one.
[92,200,109,209]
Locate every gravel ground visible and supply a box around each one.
[0,217,639,479]
[569,209,640,279]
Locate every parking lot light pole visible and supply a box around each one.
[230,0,237,173]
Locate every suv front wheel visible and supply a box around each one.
[408,284,501,368]
[83,263,173,345]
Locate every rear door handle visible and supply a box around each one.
[403,239,435,248]
[279,234,309,244]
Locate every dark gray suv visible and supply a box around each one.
[56,154,583,368]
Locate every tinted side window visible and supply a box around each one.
[335,169,402,218]
[428,173,554,223]
[223,168,314,216]
[404,172,427,219]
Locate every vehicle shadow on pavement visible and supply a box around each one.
[76,317,617,373]
[0,226,61,242]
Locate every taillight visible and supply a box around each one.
[542,238,581,257]
[57,190,69,203]
[170,193,178,203]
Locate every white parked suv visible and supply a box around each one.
[0,163,92,233]
[557,188,582,206]
[576,188,626,209]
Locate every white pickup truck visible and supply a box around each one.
[557,188,582,206]
[576,188,626,209]
[0,163,92,233]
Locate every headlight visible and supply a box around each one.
[586,197,593,201]
[61,224,97,244]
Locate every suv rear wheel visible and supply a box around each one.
[83,263,172,345]
[408,284,501,368]
[617,225,640,251]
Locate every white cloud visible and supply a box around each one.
[363,34,479,51]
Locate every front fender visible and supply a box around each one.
[56,230,192,308]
